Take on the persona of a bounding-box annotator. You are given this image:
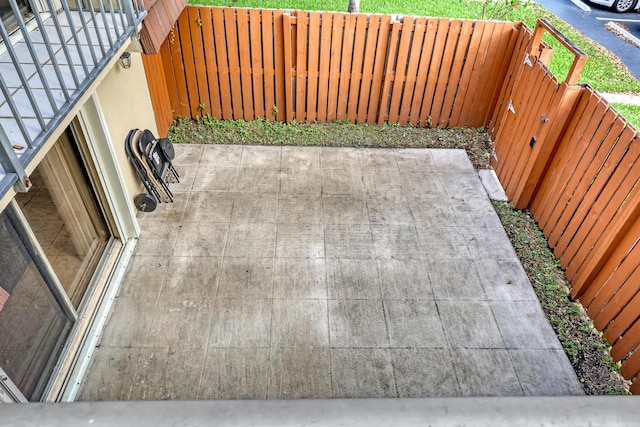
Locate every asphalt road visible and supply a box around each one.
[535,0,640,82]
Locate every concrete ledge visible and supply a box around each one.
[3,397,640,426]
[478,169,508,201]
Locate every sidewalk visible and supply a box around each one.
[600,92,640,105]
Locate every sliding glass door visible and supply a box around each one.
[0,205,73,401]
[0,123,112,401]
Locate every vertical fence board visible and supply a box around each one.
[159,41,180,119]
[212,7,233,119]
[178,9,200,118]
[419,19,449,126]
[306,12,321,123]
[142,52,173,136]
[224,8,243,118]
[448,21,485,126]
[622,376,640,394]
[439,20,473,127]
[468,23,508,128]
[377,20,401,125]
[188,7,210,117]
[200,7,222,119]
[387,18,414,124]
[316,13,333,122]
[236,9,254,120]
[474,25,515,127]
[398,17,427,126]
[296,12,308,122]
[282,13,294,122]
[367,15,391,124]
[327,15,343,121]
[169,12,191,118]
[262,10,275,121]
[430,19,459,126]
[273,10,286,121]
[347,13,368,122]
[337,14,356,120]
[456,21,496,127]
[481,24,521,127]
[250,9,265,119]
[408,19,437,126]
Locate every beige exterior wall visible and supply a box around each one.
[95,52,158,206]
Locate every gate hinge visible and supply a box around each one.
[524,53,533,67]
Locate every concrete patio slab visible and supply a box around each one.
[78,145,583,401]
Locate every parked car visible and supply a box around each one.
[588,0,640,13]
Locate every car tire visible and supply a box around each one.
[612,0,636,12]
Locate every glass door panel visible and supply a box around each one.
[17,129,109,307]
[0,207,72,401]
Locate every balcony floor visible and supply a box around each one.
[78,145,584,400]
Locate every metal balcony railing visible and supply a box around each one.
[0,0,146,197]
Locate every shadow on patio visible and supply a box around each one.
[78,144,583,400]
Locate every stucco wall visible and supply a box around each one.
[96,53,159,207]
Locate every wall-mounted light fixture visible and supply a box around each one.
[119,52,132,69]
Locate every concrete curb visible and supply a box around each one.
[478,169,508,201]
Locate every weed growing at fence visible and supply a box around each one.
[169,117,493,168]
[492,201,630,395]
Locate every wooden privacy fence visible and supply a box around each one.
[142,6,640,394]
[490,21,640,394]
[152,6,521,128]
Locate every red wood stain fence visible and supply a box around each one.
[142,52,174,136]
[490,20,640,394]
[149,6,519,127]
[142,7,640,394]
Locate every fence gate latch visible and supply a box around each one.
[530,136,537,148]
[524,53,533,67]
